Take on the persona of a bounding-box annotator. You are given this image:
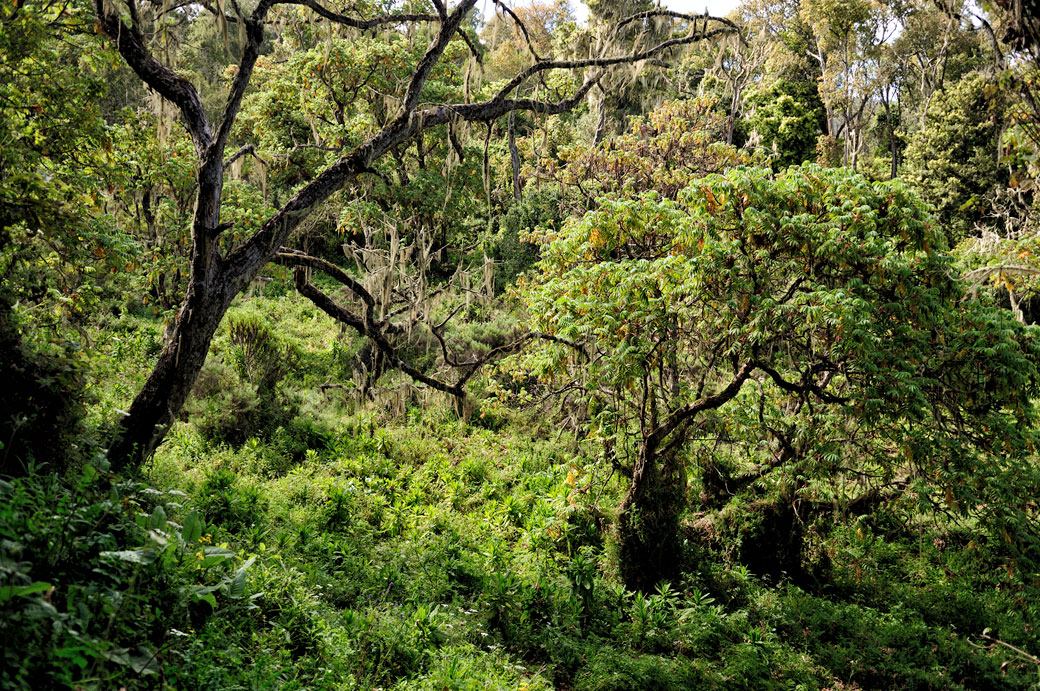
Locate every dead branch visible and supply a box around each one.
[223,143,267,170]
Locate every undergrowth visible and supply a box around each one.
[2,293,1039,689]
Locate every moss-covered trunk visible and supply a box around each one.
[616,447,687,592]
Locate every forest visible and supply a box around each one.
[2,0,1040,687]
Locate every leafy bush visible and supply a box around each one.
[184,313,308,448]
[490,185,566,293]
[774,588,1022,689]
[573,648,710,691]
[0,463,259,689]
[197,468,268,535]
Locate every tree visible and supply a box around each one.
[92,0,740,468]
[745,78,824,168]
[865,1,985,179]
[800,0,894,169]
[886,0,982,131]
[948,0,1040,322]
[902,72,1007,243]
[544,98,757,212]
[481,0,575,82]
[521,158,1039,590]
[0,0,134,474]
[581,0,674,143]
[693,24,769,146]
[0,0,126,325]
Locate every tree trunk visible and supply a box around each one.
[616,445,687,592]
[508,111,522,200]
[108,160,234,470]
[883,96,898,179]
[108,280,234,469]
[615,363,754,591]
[593,95,607,146]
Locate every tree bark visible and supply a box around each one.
[508,111,522,200]
[616,445,687,592]
[882,94,898,179]
[108,273,235,467]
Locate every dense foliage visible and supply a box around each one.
[522,161,1040,588]
[3,0,1040,687]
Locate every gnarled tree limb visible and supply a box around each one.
[276,248,581,399]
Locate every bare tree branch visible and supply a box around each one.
[212,0,274,160]
[401,0,477,114]
[274,247,377,308]
[646,361,755,455]
[223,143,267,170]
[491,21,738,101]
[614,9,739,37]
[275,248,582,398]
[961,264,1040,282]
[94,0,212,153]
[277,0,439,29]
[756,362,849,405]
[455,25,483,63]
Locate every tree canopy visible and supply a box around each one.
[522,155,1040,587]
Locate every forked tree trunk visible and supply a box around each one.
[615,363,754,591]
[616,446,688,592]
[108,160,238,470]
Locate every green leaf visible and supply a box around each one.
[181,510,203,543]
[128,646,160,675]
[199,546,235,568]
[148,504,167,530]
[227,556,256,599]
[52,646,92,669]
[0,581,52,601]
[101,646,159,675]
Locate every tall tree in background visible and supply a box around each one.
[903,72,1006,243]
[800,0,894,169]
[944,0,1040,319]
[482,0,575,81]
[582,0,669,142]
[737,0,826,166]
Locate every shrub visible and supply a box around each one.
[572,648,710,691]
